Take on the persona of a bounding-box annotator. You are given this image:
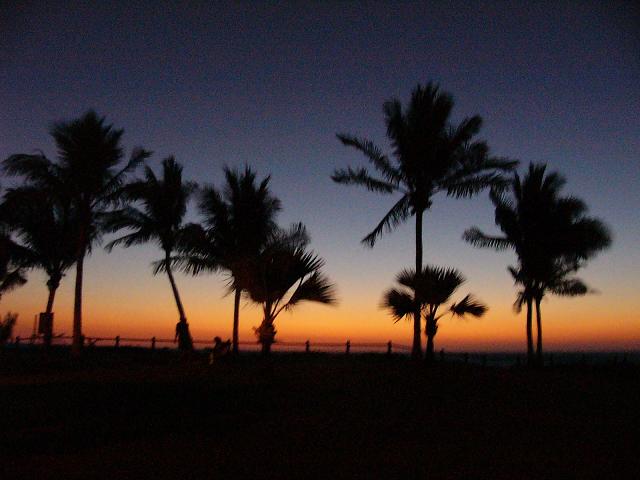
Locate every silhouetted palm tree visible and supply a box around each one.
[4,110,150,355]
[383,265,486,363]
[244,224,336,355]
[0,187,77,347]
[333,82,516,359]
[180,166,281,354]
[105,157,195,351]
[464,163,611,365]
[0,224,27,302]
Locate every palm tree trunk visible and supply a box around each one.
[43,281,58,349]
[165,252,192,351]
[526,297,534,366]
[535,296,543,367]
[232,288,241,355]
[71,248,85,356]
[412,210,423,359]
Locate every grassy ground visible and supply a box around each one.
[1,348,638,479]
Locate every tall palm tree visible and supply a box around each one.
[180,166,281,354]
[4,110,151,355]
[383,265,486,363]
[244,224,336,355]
[0,187,77,347]
[464,163,611,365]
[104,157,195,351]
[333,82,516,358]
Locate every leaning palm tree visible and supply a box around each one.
[464,163,611,365]
[3,110,151,355]
[0,225,27,303]
[180,166,281,354]
[104,157,195,351]
[333,82,516,358]
[243,224,336,355]
[0,187,77,347]
[383,265,486,363]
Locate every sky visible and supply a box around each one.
[1,1,639,351]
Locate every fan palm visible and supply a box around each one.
[3,110,151,355]
[104,157,195,351]
[383,265,486,363]
[0,187,77,347]
[244,224,336,355]
[333,82,516,358]
[464,163,611,365]
[179,166,281,354]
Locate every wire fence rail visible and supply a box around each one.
[9,334,412,355]
[6,335,638,367]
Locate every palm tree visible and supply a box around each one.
[383,265,486,363]
[4,110,151,355]
[464,163,611,365]
[104,157,195,351]
[180,166,281,354]
[0,187,77,347]
[0,224,27,303]
[333,82,516,358]
[243,224,336,355]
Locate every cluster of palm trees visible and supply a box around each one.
[1,81,611,364]
[0,112,335,355]
[333,82,611,365]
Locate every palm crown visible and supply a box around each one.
[333,82,517,247]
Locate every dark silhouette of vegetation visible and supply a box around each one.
[333,82,516,359]
[0,187,77,347]
[383,265,486,363]
[0,201,28,302]
[105,157,195,351]
[464,163,611,365]
[0,312,18,345]
[4,110,151,355]
[179,167,281,354]
[243,224,336,355]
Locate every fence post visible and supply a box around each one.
[115,335,120,348]
[305,340,310,353]
[387,341,392,356]
[151,336,156,350]
[15,336,20,345]
[346,340,350,355]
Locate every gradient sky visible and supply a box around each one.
[1,1,639,351]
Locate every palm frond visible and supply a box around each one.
[331,167,398,194]
[381,288,415,322]
[336,134,401,184]
[449,294,487,318]
[361,194,411,247]
[462,227,512,250]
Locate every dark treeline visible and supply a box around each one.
[0,82,611,365]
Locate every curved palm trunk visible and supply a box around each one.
[71,248,85,356]
[425,316,436,365]
[43,276,60,349]
[165,252,192,351]
[535,297,543,367]
[412,210,423,359]
[232,288,241,355]
[526,297,534,366]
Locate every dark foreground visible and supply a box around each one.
[1,349,639,479]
